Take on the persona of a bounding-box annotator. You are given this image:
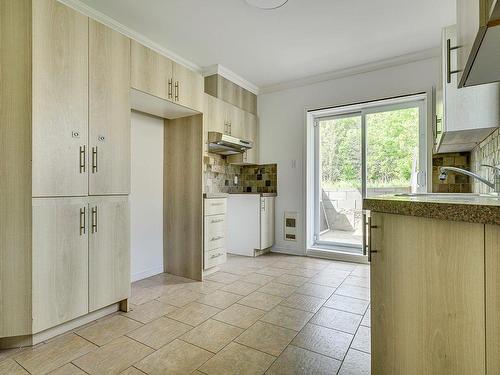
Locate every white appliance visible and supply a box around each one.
[226,194,275,256]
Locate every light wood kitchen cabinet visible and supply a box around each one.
[204,94,226,134]
[486,224,500,373]
[227,112,259,165]
[131,40,172,100]
[32,0,89,197]
[32,198,89,333]
[131,41,203,112]
[435,25,500,153]
[89,196,130,312]
[370,212,486,375]
[205,74,258,115]
[172,61,204,112]
[457,0,500,87]
[89,20,131,195]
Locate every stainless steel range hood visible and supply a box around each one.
[207,132,253,156]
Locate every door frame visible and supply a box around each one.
[305,92,431,263]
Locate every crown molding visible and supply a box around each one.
[57,0,202,72]
[203,64,260,95]
[260,47,441,94]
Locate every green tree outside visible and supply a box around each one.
[320,108,419,189]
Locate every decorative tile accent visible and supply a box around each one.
[432,152,471,193]
[203,155,277,194]
[471,128,500,194]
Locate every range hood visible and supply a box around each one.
[207,132,253,156]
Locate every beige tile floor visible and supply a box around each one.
[0,253,371,375]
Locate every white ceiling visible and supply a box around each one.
[79,0,456,90]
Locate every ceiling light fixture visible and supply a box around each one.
[245,0,289,10]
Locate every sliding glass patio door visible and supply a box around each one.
[313,96,427,255]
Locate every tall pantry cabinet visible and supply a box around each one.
[0,0,131,344]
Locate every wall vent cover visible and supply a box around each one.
[284,211,298,242]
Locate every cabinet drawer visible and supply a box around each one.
[204,231,225,251]
[204,248,226,269]
[205,214,226,236]
[204,198,227,216]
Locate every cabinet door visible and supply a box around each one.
[204,94,225,134]
[172,61,204,112]
[260,197,275,249]
[486,224,500,373]
[32,0,88,197]
[89,20,131,195]
[227,112,258,165]
[442,25,500,134]
[245,113,259,164]
[228,105,244,138]
[131,40,172,100]
[88,196,130,312]
[457,0,490,87]
[32,197,89,333]
[371,213,485,375]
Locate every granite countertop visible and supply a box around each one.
[363,194,500,225]
[204,192,277,198]
[229,192,277,197]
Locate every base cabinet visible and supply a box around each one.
[89,196,130,312]
[486,224,500,373]
[32,196,129,333]
[370,212,486,375]
[32,198,89,333]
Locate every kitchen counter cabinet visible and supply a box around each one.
[486,224,500,374]
[370,212,485,375]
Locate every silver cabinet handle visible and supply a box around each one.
[210,236,224,241]
[211,203,224,207]
[210,252,223,260]
[92,147,98,173]
[175,81,179,101]
[79,145,86,173]
[211,219,224,224]
[168,78,173,99]
[79,207,86,236]
[446,38,461,84]
[368,216,379,262]
[91,206,98,234]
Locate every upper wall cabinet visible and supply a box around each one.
[89,20,131,195]
[131,41,203,112]
[205,74,257,115]
[172,61,204,112]
[457,0,500,87]
[227,112,259,165]
[131,40,173,101]
[435,25,500,153]
[32,0,89,197]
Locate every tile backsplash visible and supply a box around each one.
[471,128,500,194]
[203,155,277,194]
[432,152,472,193]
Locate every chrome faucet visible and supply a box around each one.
[439,165,500,194]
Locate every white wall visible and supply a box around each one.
[258,58,439,255]
[130,111,164,281]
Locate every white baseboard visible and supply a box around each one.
[132,265,164,282]
[307,248,369,264]
[271,246,306,256]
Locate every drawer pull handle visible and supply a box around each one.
[210,253,223,259]
[211,236,224,241]
[211,219,224,223]
[211,203,224,207]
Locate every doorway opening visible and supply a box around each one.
[307,94,429,260]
